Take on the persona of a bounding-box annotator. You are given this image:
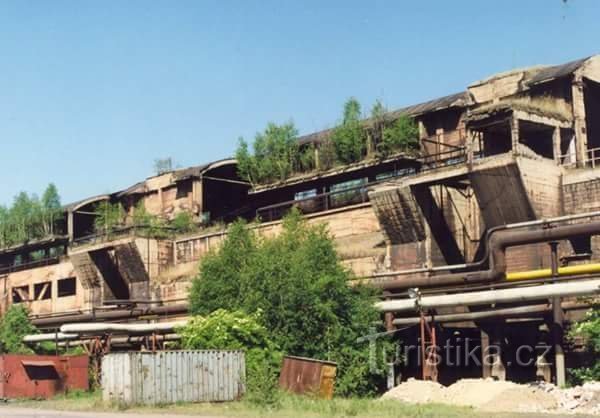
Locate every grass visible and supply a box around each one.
[8,390,541,418]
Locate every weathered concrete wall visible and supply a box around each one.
[3,261,86,315]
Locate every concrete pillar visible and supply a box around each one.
[418,120,427,154]
[553,296,566,387]
[553,126,562,165]
[510,114,520,153]
[481,329,492,379]
[67,210,74,242]
[572,75,588,167]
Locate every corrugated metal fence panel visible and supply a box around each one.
[102,351,245,405]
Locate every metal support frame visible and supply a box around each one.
[420,311,438,382]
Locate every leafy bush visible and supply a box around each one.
[236,122,300,185]
[94,201,125,234]
[380,115,419,156]
[0,305,38,354]
[370,101,418,157]
[189,210,391,396]
[171,211,196,234]
[569,304,600,383]
[178,309,282,405]
[331,98,366,164]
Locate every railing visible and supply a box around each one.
[256,168,416,222]
[72,225,178,248]
[0,256,61,275]
[586,147,600,168]
[559,147,600,168]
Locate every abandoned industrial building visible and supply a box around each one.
[3,55,600,387]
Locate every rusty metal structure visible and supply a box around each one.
[279,356,337,399]
[4,55,600,386]
[0,354,88,399]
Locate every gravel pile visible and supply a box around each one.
[382,378,600,415]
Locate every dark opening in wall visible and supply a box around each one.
[519,121,554,159]
[480,124,512,157]
[57,277,77,297]
[12,285,29,303]
[34,282,51,300]
[584,79,600,152]
[176,179,193,199]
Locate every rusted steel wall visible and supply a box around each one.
[102,350,245,405]
[0,354,89,399]
[279,356,337,399]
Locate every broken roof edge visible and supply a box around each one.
[297,91,468,146]
[64,158,239,209]
[249,152,419,194]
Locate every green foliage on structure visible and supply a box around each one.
[0,305,37,354]
[0,184,63,249]
[569,304,600,383]
[94,201,126,234]
[171,211,195,234]
[188,209,392,397]
[370,101,419,158]
[235,99,419,186]
[330,98,367,164]
[236,122,301,186]
[178,309,283,405]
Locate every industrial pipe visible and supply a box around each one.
[375,278,600,312]
[371,221,600,290]
[368,210,600,279]
[506,263,600,281]
[390,301,591,326]
[23,332,79,343]
[24,332,181,345]
[31,303,189,328]
[60,320,188,335]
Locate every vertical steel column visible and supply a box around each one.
[550,241,566,387]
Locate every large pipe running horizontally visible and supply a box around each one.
[371,221,600,290]
[368,210,600,279]
[390,301,591,326]
[376,278,600,313]
[31,303,189,327]
[60,320,188,335]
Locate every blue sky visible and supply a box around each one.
[0,0,598,205]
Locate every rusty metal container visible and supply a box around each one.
[102,350,245,405]
[0,354,89,399]
[279,356,337,399]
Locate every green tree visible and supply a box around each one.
[189,210,391,396]
[0,305,38,354]
[236,122,299,185]
[569,304,600,383]
[178,309,282,403]
[380,114,419,157]
[41,183,61,235]
[153,157,173,175]
[331,98,367,164]
[94,201,125,234]
[171,211,195,234]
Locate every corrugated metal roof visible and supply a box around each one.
[298,92,467,145]
[526,56,590,86]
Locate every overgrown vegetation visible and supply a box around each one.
[0,184,63,248]
[235,98,419,186]
[0,305,38,354]
[188,210,391,398]
[178,309,283,405]
[93,200,197,238]
[569,303,600,384]
[330,98,367,164]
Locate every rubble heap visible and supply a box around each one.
[382,378,600,415]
